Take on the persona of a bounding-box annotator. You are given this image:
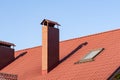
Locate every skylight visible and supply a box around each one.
[75,48,104,64]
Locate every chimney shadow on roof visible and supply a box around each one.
[47,42,88,72]
[59,42,88,64]
[15,51,27,60]
[0,52,27,70]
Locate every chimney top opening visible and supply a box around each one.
[0,41,15,49]
[41,19,60,28]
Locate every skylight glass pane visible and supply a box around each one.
[84,49,102,59]
[74,48,104,64]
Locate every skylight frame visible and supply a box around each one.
[75,48,104,64]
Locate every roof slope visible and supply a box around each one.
[0,29,120,80]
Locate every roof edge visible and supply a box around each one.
[15,45,41,52]
[16,28,120,52]
[60,28,120,43]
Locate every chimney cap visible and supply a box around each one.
[41,19,61,26]
[0,40,16,47]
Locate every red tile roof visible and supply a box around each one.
[0,29,120,80]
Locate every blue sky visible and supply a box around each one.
[0,0,120,50]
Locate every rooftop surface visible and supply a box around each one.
[0,29,120,80]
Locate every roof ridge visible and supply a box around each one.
[15,46,41,52]
[16,28,120,52]
[60,28,120,43]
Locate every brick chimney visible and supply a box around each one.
[41,19,60,75]
[0,41,15,70]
